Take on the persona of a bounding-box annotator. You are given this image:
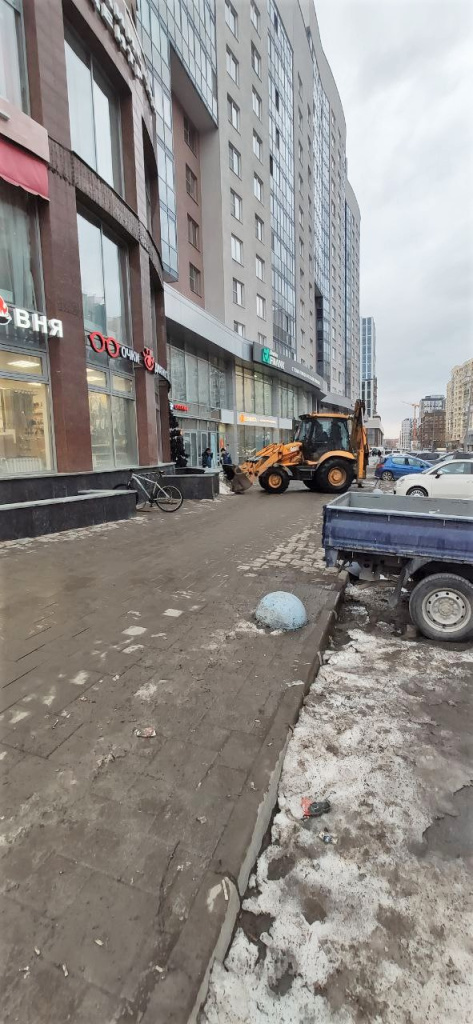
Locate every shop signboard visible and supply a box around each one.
[238,412,278,428]
[0,297,63,338]
[87,331,170,383]
[252,342,323,391]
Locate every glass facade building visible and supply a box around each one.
[268,0,296,359]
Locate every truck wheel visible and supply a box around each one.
[409,573,473,642]
[316,458,353,494]
[259,469,290,494]
[303,480,320,492]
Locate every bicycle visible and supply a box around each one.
[114,470,183,513]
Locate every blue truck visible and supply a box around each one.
[323,492,473,642]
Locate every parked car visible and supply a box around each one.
[375,454,431,481]
[394,459,473,499]
[412,451,442,463]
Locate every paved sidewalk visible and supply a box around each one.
[0,486,341,1023]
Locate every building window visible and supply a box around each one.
[253,131,262,161]
[233,278,244,306]
[183,115,197,154]
[0,0,27,110]
[187,215,199,249]
[298,206,303,227]
[252,87,262,119]
[298,140,303,163]
[256,294,266,319]
[298,173,303,193]
[77,210,128,341]
[185,165,198,201]
[189,263,202,295]
[300,299,305,319]
[65,29,122,193]
[229,142,241,177]
[231,234,243,263]
[0,354,53,474]
[255,214,264,241]
[233,321,245,336]
[226,46,239,84]
[299,237,304,257]
[230,189,242,221]
[250,1,260,32]
[298,73,302,97]
[0,181,43,309]
[254,173,263,202]
[255,255,265,281]
[225,0,238,36]
[227,94,240,130]
[251,43,261,78]
[257,332,266,345]
[298,107,303,130]
[274,87,280,111]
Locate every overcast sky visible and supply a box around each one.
[315,0,473,437]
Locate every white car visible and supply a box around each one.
[394,459,473,499]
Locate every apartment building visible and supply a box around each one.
[360,315,377,418]
[0,0,168,484]
[139,0,361,463]
[400,417,413,450]
[446,358,473,447]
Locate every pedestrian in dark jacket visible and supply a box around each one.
[202,447,213,468]
[220,448,232,465]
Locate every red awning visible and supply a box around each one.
[0,137,49,200]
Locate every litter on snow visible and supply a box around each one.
[301,797,331,819]
[134,727,157,738]
[318,830,338,844]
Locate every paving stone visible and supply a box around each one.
[41,873,156,995]
[216,731,263,771]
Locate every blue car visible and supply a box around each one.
[375,454,431,481]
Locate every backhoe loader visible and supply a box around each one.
[225,399,369,495]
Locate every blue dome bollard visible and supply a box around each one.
[255,592,307,631]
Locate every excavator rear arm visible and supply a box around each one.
[350,399,369,486]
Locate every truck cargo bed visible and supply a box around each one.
[323,492,473,564]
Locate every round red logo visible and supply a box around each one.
[0,295,12,326]
[88,332,120,358]
[142,347,155,373]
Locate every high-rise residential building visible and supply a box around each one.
[417,394,445,450]
[360,316,377,418]
[0,0,168,486]
[139,0,361,464]
[400,418,413,450]
[419,394,445,420]
[446,359,473,447]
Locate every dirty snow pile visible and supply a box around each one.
[202,627,473,1024]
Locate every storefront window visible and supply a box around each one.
[65,29,122,193]
[0,182,43,309]
[0,0,28,111]
[167,344,228,411]
[0,376,52,475]
[77,212,128,344]
[87,372,137,470]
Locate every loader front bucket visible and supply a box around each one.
[229,467,253,494]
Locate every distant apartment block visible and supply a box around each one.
[360,316,377,417]
[446,359,473,447]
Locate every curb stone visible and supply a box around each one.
[141,572,347,1024]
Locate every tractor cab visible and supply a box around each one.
[294,414,352,463]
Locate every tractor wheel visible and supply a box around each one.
[259,468,290,494]
[316,458,353,495]
[303,480,320,492]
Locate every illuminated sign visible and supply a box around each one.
[0,296,63,337]
[238,412,278,427]
[253,343,322,390]
[87,332,170,382]
[171,403,189,412]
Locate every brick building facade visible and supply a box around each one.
[0,0,169,481]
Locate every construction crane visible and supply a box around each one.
[402,401,420,447]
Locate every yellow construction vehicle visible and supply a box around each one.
[226,399,369,495]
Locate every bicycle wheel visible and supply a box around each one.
[155,485,183,512]
[113,482,147,510]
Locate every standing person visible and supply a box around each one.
[220,447,232,466]
[201,447,213,469]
